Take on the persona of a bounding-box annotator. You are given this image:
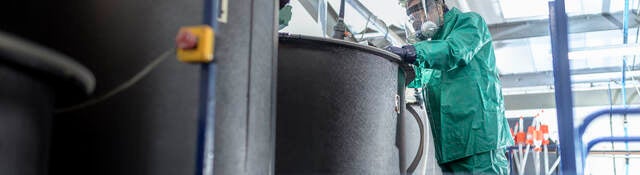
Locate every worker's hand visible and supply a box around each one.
[385,45,417,64]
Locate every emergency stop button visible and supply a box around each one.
[176,25,214,63]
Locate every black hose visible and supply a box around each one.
[406,103,425,174]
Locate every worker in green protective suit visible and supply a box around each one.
[279,0,293,30]
[386,0,513,174]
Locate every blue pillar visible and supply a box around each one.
[548,1,582,174]
[195,0,219,175]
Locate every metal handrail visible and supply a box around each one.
[577,108,640,137]
[584,137,640,157]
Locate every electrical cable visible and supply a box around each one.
[608,82,618,175]
[55,48,174,113]
[359,14,373,41]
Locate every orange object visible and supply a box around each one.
[526,126,535,145]
[516,132,526,144]
[534,130,543,143]
[533,130,543,152]
[540,125,549,134]
[541,125,550,145]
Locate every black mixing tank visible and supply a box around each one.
[276,34,414,174]
[0,31,94,175]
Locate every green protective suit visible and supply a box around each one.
[408,7,513,173]
[279,5,293,30]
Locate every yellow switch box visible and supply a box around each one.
[177,25,214,63]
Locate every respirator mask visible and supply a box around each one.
[405,0,444,42]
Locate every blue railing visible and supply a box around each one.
[577,108,640,138]
[585,137,640,156]
[576,108,640,171]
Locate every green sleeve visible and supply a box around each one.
[413,14,490,71]
[279,5,293,29]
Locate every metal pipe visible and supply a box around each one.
[512,150,522,174]
[332,0,347,39]
[346,0,406,46]
[534,152,540,175]
[577,107,640,137]
[548,0,582,174]
[521,144,531,175]
[195,0,219,174]
[544,145,550,175]
[623,1,631,175]
[608,83,618,175]
[319,0,328,37]
[338,0,345,18]
[585,137,640,156]
[548,157,561,175]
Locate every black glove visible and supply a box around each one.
[385,45,417,64]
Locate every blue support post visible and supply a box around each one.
[195,0,219,175]
[548,1,582,174]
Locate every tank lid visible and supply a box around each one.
[279,33,415,85]
[0,30,95,104]
[279,33,402,62]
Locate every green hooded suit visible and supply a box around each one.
[409,7,513,173]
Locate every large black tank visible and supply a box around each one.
[0,31,94,175]
[276,34,413,174]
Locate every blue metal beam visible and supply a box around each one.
[548,0,582,174]
[195,0,219,175]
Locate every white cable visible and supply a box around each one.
[55,48,174,113]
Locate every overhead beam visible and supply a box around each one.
[504,87,640,110]
[602,13,624,28]
[363,11,640,42]
[489,11,639,41]
[500,66,634,88]
[298,0,319,21]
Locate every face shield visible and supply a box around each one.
[405,0,444,41]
